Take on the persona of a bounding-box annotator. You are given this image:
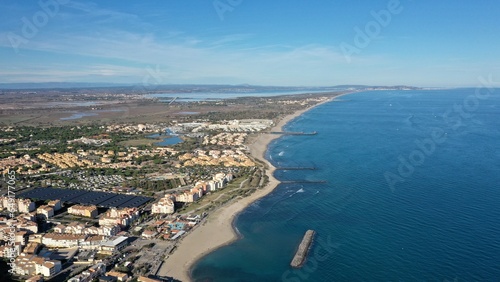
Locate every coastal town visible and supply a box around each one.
[0,89,341,282]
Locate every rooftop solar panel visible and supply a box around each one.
[119,196,152,208]
[75,192,115,205]
[98,195,134,208]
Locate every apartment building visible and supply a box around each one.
[41,234,88,248]
[0,197,35,213]
[99,208,139,227]
[152,195,175,214]
[18,198,36,213]
[54,222,120,236]
[68,205,98,218]
[14,253,62,277]
[48,199,62,211]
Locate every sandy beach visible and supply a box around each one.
[157,94,345,281]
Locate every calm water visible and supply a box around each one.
[59,108,126,120]
[148,90,336,102]
[147,129,183,146]
[191,89,500,281]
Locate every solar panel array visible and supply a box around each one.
[17,187,153,208]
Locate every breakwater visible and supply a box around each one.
[290,229,315,268]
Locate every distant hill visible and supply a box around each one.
[0,82,422,91]
[0,82,133,89]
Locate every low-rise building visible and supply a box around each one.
[14,253,62,277]
[68,262,105,282]
[100,236,129,254]
[23,242,42,254]
[41,234,87,248]
[105,271,128,281]
[36,205,54,219]
[141,229,158,239]
[48,199,62,211]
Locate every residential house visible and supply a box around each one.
[105,271,128,282]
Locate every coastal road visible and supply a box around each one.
[239,178,249,189]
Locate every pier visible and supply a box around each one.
[290,230,315,268]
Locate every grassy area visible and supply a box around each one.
[0,114,44,125]
[178,175,251,214]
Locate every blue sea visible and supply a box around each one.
[191,89,500,281]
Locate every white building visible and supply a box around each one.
[14,253,62,277]
[36,205,54,219]
[100,236,129,254]
[48,200,62,211]
[18,199,36,213]
[99,207,139,227]
[152,196,175,214]
[41,234,87,248]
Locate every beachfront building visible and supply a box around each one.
[100,236,129,254]
[152,195,175,214]
[68,205,98,218]
[213,172,233,186]
[175,190,200,203]
[141,229,158,239]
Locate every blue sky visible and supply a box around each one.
[1,0,499,87]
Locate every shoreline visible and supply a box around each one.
[157,93,349,281]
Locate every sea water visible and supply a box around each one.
[191,89,500,281]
